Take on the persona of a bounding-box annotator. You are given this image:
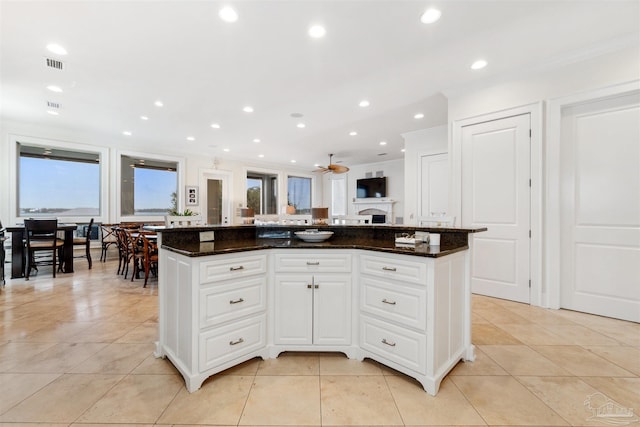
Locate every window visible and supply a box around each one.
[120,155,177,216]
[246,171,277,214]
[287,175,312,214]
[331,176,347,216]
[18,143,101,217]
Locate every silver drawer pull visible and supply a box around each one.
[229,266,244,271]
[382,266,397,272]
[229,338,244,346]
[381,338,396,347]
[306,261,320,266]
[229,298,244,304]
[382,299,396,305]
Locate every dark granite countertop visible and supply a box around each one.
[162,237,468,258]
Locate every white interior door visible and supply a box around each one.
[462,114,531,303]
[560,91,640,322]
[420,153,448,217]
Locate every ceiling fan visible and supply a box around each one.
[314,154,350,174]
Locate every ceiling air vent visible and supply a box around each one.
[47,101,61,109]
[45,57,64,70]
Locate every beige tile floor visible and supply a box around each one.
[1,252,639,426]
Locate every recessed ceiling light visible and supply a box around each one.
[297,123,306,128]
[243,106,254,113]
[359,100,370,108]
[314,163,320,167]
[414,113,425,119]
[471,59,488,70]
[218,6,238,23]
[46,85,63,93]
[46,110,59,116]
[253,138,261,143]
[223,148,230,152]
[379,141,387,146]
[186,136,195,141]
[349,131,358,136]
[290,159,297,163]
[308,25,326,38]
[420,8,442,24]
[154,100,163,107]
[123,131,132,136]
[46,43,67,55]
[401,148,406,153]
[258,154,265,158]
[140,116,149,121]
[211,123,221,129]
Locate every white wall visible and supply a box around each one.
[447,46,640,121]
[0,119,321,225]
[401,125,448,225]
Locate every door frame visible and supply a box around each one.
[545,80,640,309]
[451,102,542,306]
[199,168,233,225]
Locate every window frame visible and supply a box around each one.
[9,134,109,225]
[116,149,185,223]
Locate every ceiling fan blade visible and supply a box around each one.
[330,164,350,174]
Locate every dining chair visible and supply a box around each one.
[24,218,65,280]
[115,228,133,276]
[131,233,158,287]
[417,215,456,227]
[71,218,93,269]
[100,224,117,262]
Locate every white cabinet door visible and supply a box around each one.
[462,114,531,303]
[274,273,352,346]
[560,91,640,322]
[274,274,313,345]
[313,274,351,345]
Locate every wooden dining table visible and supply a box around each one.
[6,223,78,279]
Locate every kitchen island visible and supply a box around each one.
[153,224,485,395]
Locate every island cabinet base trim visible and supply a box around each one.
[268,345,360,360]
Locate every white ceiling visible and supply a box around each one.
[1,0,638,170]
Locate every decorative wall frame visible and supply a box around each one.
[186,186,199,206]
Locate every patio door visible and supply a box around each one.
[200,169,231,225]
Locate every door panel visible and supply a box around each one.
[462,114,531,303]
[560,91,640,321]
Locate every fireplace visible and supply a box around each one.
[353,199,396,224]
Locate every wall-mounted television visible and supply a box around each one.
[356,177,387,198]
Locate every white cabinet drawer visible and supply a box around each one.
[360,254,427,286]
[200,254,267,284]
[199,314,266,372]
[200,276,267,328]
[360,276,427,330]
[360,315,426,374]
[274,253,352,273]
